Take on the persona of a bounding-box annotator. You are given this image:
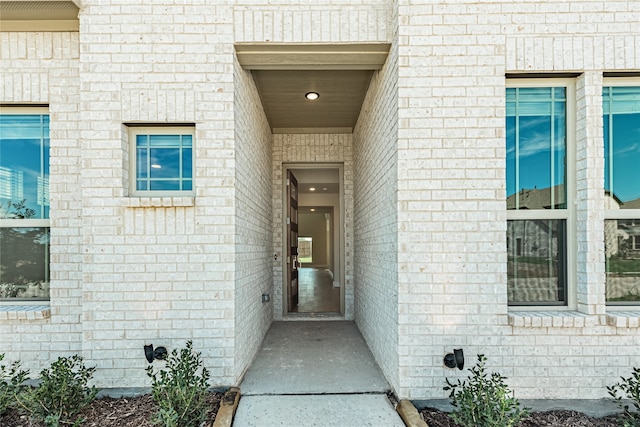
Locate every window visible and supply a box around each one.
[0,109,50,301]
[130,126,194,195]
[506,80,575,306]
[298,237,312,263]
[603,81,640,305]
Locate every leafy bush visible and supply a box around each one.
[444,354,530,427]
[608,367,640,427]
[0,353,29,415]
[16,355,98,427]
[146,341,211,427]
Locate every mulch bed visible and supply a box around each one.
[0,392,223,427]
[2,394,623,427]
[420,407,622,427]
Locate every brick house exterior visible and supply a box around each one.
[1,0,639,401]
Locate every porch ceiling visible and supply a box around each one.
[236,43,391,133]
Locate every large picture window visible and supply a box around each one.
[130,126,194,195]
[0,109,50,301]
[603,81,640,304]
[506,81,574,306]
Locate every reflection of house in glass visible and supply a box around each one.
[507,186,566,303]
[604,192,640,302]
[506,184,566,210]
[37,176,50,207]
[507,218,564,303]
[604,193,640,258]
[0,166,24,201]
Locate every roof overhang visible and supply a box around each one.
[235,43,391,70]
[0,1,80,32]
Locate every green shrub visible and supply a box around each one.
[608,367,640,427]
[444,354,530,427]
[0,353,29,415]
[146,341,211,427]
[16,355,98,427]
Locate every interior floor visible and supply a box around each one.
[292,267,340,313]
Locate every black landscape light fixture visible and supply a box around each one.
[144,344,168,363]
[444,348,464,370]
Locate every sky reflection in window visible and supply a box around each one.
[0,114,49,219]
[604,86,640,207]
[506,87,567,210]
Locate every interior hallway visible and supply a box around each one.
[233,321,404,426]
[292,267,340,313]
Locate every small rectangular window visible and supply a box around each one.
[506,80,575,306]
[603,80,640,305]
[129,126,195,196]
[0,109,50,301]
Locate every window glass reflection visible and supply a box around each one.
[506,87,567,210]
[0,227,50,300]
[0,114,50,219]
[606,219,640,303]
[135,133,193,192]
[507,219,567,305]
[603,86,640,208]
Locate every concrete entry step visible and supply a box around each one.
[240,321,390,395]
[232,394,405,427]
[234,321,403,426]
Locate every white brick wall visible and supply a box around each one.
[75,1,238,387]
[233,0,391,43]
[395,0,640,400]
[352,21,400,392]
[233,56,273,379]
[0,31,83,372]
[2,0,640,401]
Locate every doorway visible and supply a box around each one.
[284,165,344,315]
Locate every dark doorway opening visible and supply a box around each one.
[285,167,343,315]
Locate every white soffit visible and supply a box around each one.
[235,43,391,70]
[0,1,79,31]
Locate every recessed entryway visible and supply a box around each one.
[284,165,344,316]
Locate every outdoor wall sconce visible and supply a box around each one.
[144,344,168,363]
[444,348,464,370]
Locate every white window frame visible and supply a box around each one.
[0,106,50,303]
[128,125,195,197]
[603,77,640,306]
[506,78,577,309]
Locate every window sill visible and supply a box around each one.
[123,197,195,208]
[605,311,640,328]
[508,310,596,328]
[0,305,50,320]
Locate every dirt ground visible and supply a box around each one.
[1,395,624,427]
[420,407,622,427]
[0,392,223,427]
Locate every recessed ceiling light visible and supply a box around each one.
[322,187,328,191]
[305,92,319,100]
[310,208,316,212]
[309,187,316,191]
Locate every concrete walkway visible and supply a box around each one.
[233,321,405,427]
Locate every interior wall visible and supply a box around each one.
[272,135,354,319]
[352,19,400,392]
[233,58,274,381]
[299,212,330,267]
[299,191,340,275]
